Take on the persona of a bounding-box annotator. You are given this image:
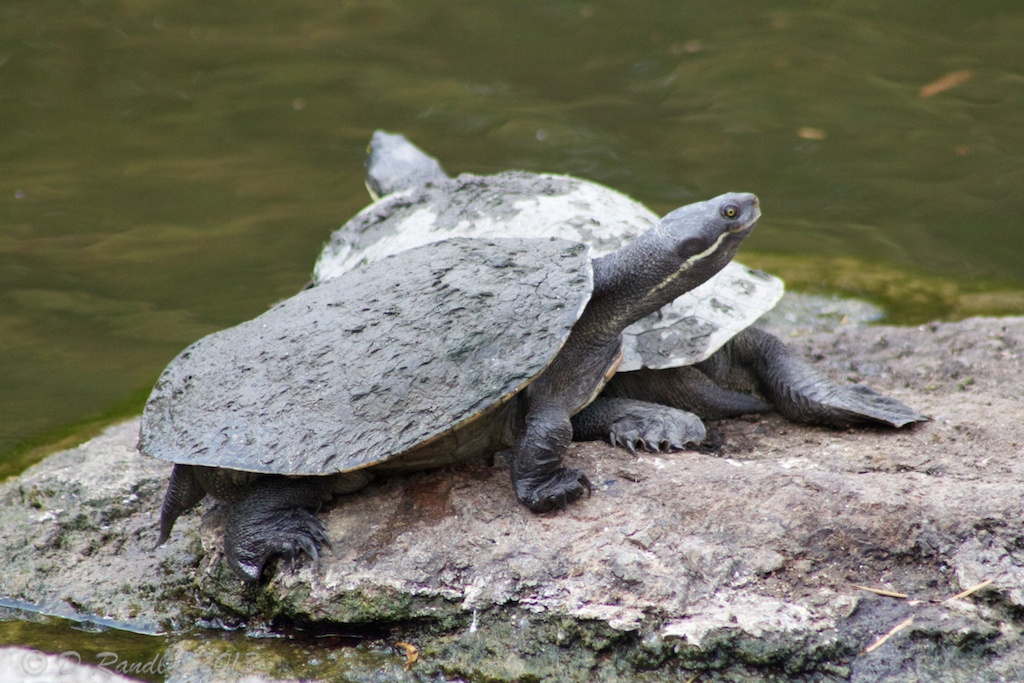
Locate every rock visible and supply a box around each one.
[0,421,195,633]
[2,315,1024,682]
[759,291,885,336]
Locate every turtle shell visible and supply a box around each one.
[140,237,593,475]
[313,170,782,371]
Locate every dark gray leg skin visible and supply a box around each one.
[604,365,772,420]
[225,477,332,583]
[157,464,208,546]
[572,397,707,453]
[611,327,927,428]
[708,327,927,427]
[511,400,592,512]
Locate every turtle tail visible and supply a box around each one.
[155,464,207,548]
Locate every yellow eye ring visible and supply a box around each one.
[721,203,739,219]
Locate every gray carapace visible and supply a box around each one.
[315,132,785,373]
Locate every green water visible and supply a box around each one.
[3,0,1023,470]
[0,613,165,683]
[1,0,1023,674]
[0,606,394,682]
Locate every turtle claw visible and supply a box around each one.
[607,407,706,454]
[646,438,675,452]
[282,513,331,574]
[609,429,637,455]
[516,467,593,512]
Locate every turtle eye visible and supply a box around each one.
[720,203,740,220]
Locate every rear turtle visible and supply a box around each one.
[145,190,762,581]
[312,131,927,448]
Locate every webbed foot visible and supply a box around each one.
[226,504,329,582]
[608,408,706,453]
[223,478,331,582]
[514,467,593,512]
[803,383,928,428]
[573,397,707,452]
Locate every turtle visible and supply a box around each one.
[312,131,927,451]
[144,190,762,582]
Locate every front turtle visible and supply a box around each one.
[312,131,926,447]
[145,191,761,581]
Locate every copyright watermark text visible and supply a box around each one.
[12,647,259,679]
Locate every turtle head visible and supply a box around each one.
[655,191,760,291]
[587,192,761,332]
[365,131,450,200]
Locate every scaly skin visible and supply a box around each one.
[506,192,761,511]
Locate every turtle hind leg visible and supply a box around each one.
[224,478,332,583]
[705,327,928,428]
[603,365,772,420]
[572,397,707,453]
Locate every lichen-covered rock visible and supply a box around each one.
[1,312,1023,681]
[0,421,194,633]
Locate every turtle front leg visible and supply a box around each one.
[224,477,332,582]
[511,399,592,512]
